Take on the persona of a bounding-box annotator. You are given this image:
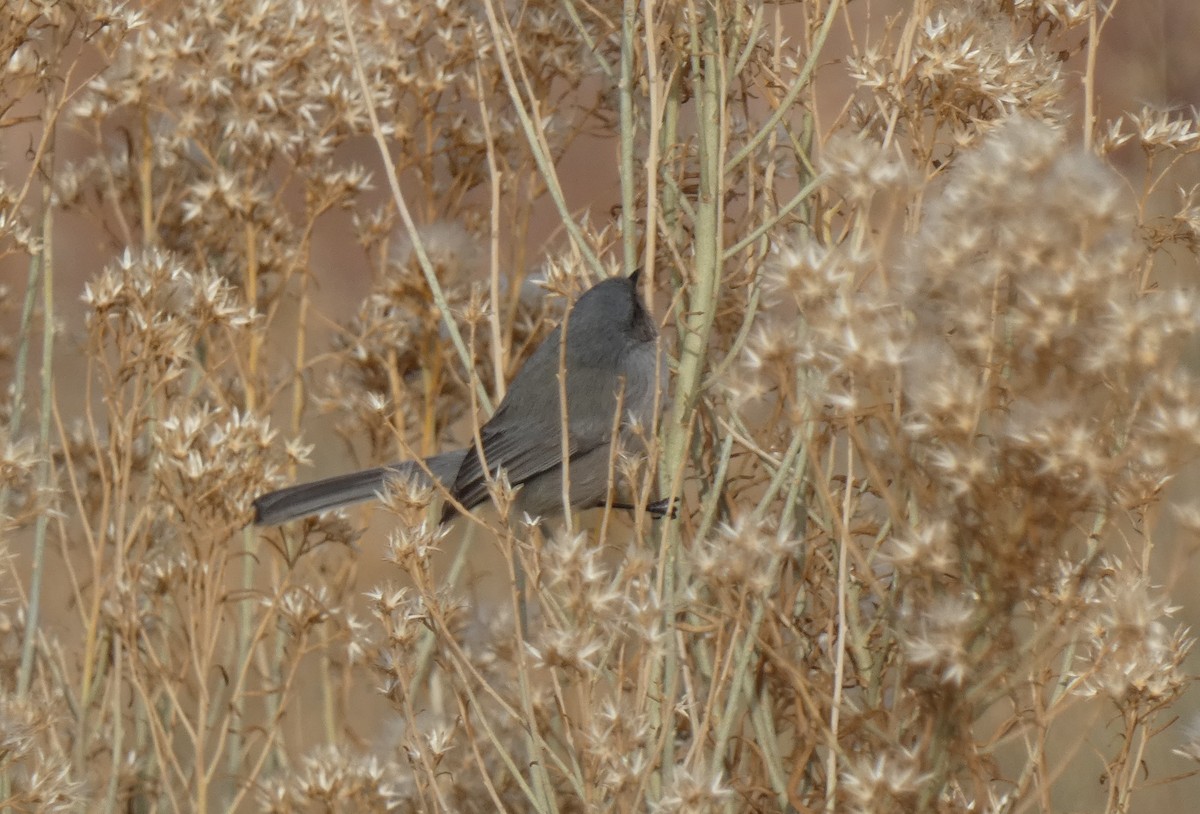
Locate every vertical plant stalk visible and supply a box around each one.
[647,23,682,796]
[640,0,663,284]
[0,25,87,530]
[17,135,57,699]
[229,219,260,785]
[0,247,40,523]
[619,0,639,274]
[825,434,853,811]
[657,0,727,783]
[1083,0,1099,151]
[476,61,509,402]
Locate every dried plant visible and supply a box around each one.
[2,0,1199,811]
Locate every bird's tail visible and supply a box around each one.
[252,450,465,526]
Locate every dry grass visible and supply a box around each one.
[2,0,1200,811]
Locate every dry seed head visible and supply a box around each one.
[138,552,191,597]
[909,119,1128,300]
[281,437,314,470]
[587,700,652,766]
[616,442,652,489]
[1170,185,1200,247]
[848,3,1066,147]
[900,595,977,686]
[0,695,41,763]
[0,696,82,812]
[883,520,956,576]
[152,405,274,523]
[265,745,402,812]
[652,767,735,813]
[541,248,619,300]
[273,586,335,635]
[744,323,802,375]
[365,585,428,652]
[821,135,917,202]
[1074,562,1192,705]
[389,220,483,285]
[0,200,38,257]
[596,751,650,797]
[344,613,370,666]
[385,521,447,573]
[1173,715,1200,763]
[484,468,517,520]
[11,752,80,813]
[765,241,845,305]
[526,628,604,677]
[865,117,1200,589]
[378,472,438,526]
[544,530,624,619]
[1014,0,1089,27]
[1097,115,1134,155]
[423,724,455,765]
[693,517,785,598]
[0,434,38,529]
[1130,106,1200,154]
[841,746,930,813]
[84,250,257,395]
[583,701,652,797]
[900,338,986,442]
[768,250,903,394]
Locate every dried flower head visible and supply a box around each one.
[1074,561,1192,706]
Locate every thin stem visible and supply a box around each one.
[336,0,493,414]
[619,0,639,274]
[726,0,842,172]
[825,426,853,811]
[476,61,508,402]
[17,140,57,699]
[478,0,605,278]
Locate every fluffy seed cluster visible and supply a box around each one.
[847,1,1071,152]
[753,115,1200,807]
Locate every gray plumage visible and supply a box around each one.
[252,273,665,526]
[252,450,465,526]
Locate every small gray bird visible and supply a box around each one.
[252,272,669,527]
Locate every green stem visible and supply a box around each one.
[659,0,727,786]
[17,150,56,699]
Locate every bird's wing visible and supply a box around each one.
[447,411,586,514]
[448,364,621,515]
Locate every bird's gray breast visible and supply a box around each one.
[620,339,667,432]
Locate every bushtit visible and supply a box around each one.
[252,272,667,526]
